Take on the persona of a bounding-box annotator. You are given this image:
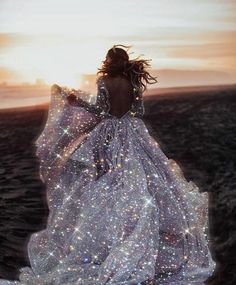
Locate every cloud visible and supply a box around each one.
[157,30,236,61]
[0,33,32,50]
[0,67,22,81]
[105,29,236,69]
[163,43,236,59]
[105,28,236,45]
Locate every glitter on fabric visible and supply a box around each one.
[0,76,215,284]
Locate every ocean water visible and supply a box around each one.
[0,85,51,109]
[0,85,98,109]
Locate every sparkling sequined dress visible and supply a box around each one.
[0,76,215,284]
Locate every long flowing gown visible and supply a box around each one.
[0,76,216,284]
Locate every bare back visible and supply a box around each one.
[103,75,134,118]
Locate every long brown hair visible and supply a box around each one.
[97,44,158,92]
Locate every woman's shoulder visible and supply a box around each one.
[96,75,105,84]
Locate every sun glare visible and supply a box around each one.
[0,0,235,89]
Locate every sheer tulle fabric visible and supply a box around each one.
[0,79,215,284]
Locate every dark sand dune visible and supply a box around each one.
[0,86,236,284]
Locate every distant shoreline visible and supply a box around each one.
[0,83,235,112]
[0,103,49,113]
[145,82,236,96]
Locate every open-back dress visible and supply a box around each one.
[0,75,216,284]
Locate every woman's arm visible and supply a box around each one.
[66,92,91,109]
[67,93,105,116]
[52,84,95,108]
[51,80,107,117]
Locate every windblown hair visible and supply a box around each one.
[97,44,158,92]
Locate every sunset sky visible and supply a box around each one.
[0,0,236,87]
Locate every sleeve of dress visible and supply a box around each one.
[132,85,145,117]
[64,77,109,118]
[34,83,102,184]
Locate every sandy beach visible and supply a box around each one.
[0,84,236,284]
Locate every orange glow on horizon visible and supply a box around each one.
[0,0,235,88]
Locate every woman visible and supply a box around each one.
[0,45,215,284]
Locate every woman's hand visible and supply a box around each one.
[51,84,62,94]
[65,89,88,108]
[67,92,78,104]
